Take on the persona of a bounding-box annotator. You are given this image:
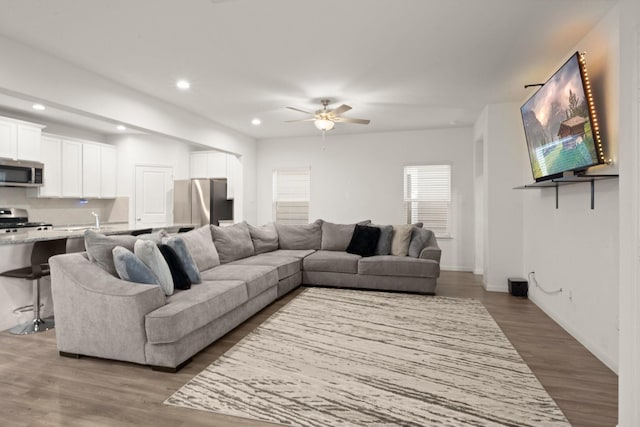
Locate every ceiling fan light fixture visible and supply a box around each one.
[314,119,334,131]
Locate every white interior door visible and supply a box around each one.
[135,165,173,228]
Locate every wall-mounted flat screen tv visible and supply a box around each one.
[520,52,604,182]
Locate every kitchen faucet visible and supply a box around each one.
[91,211,100,230]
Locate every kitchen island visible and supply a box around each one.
[0,223,195,332]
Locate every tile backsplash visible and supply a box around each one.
[0,187,128,226]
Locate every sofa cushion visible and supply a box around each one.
[346,225,381,257]
[408,228,434,258]
[303,250,361,274]
[276,220,322,250]
[211,222,255,263]
[228,254,301,281]
[200,265,278,299]
[358,255,440,278]
[158,244,191,290]
[248,222,279,254]
[262,249,316,259]
[134,240,174,296]
[145,280,248,344]
[391,225,414,256]
[321,221,356,251]
[112,246,159,285]
[166,236,201,284]
[179,226,220,272]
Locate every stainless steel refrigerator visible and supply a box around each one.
[173,178,234,226]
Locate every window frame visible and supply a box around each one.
[403,163,452,238]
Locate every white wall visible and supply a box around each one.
[0,35,258,224]
[521,7,621,373]
[256,128,475,271]
[108,134,191,227]
[474,103,526,291]
[617,0,640,423]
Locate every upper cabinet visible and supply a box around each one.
[189,151,240,200]
[31,134,117,199]
[0,116,45,161]
[190,151,227,178]
[38,135,62,197]
[61,139,83,198]
[100,145,117,198]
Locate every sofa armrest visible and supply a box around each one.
[418,231,441,263]
[50,252,166,365]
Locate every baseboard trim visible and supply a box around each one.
[441,266,473,272]
[528,293,618,374]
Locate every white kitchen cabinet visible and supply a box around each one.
[190,151,232,179]
[16,124,42,161]
[38,136,62,197]
[190,152,208,178]
[0,120,17,159]
[82,143,101,198]
[0,117,44,161]
[207,152,227,178]
[100,145,117,198]
[61,139,83,197]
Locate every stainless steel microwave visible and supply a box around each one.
[0,158,44,187]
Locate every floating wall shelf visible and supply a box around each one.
[514,174,618,209]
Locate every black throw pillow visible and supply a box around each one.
[346,225,381,257]
[159,244,191,290]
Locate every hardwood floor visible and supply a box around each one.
[0,272,617,426]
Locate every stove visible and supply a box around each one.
[0,208,52,233]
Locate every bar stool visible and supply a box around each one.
[0,238,67,335]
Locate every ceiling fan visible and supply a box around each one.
[286,99,370,131]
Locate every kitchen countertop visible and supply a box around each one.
[0,223,197,245]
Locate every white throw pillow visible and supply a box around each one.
[390,225,414,256]
[134,239,174,296]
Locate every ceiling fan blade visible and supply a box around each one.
[334,117,370,125]
[330,104,352,116]
[285,118,316,122]
[286,106,315,115]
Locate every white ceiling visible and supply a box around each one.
[0,0,617,140]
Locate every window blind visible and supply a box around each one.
[403,164,451,236]
[273,168,310,224]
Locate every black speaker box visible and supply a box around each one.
[508,278,528,297]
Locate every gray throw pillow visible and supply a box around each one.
[275,219,323,250]
[211,221,255,263]
[408,228,434,258]
[321,221,356,251]
[178,225,220,272]
[248,222,279,254]
[371,225,394,255]
[84,230,139,276]
[112,246,159,285]
[134,240,174,296]
[391,225,414,256]
[167,236,202,284]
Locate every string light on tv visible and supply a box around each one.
[579,52,605,164]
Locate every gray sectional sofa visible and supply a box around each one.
[50,220,441,371]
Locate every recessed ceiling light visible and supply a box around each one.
[251,118,262,126]
[176,79,191,90]
[116,125,127,131]
[32,104,45,111]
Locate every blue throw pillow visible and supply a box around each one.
[112,246,159,285]
[167,236,202,284]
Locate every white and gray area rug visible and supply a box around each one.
[165,288,570,426]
